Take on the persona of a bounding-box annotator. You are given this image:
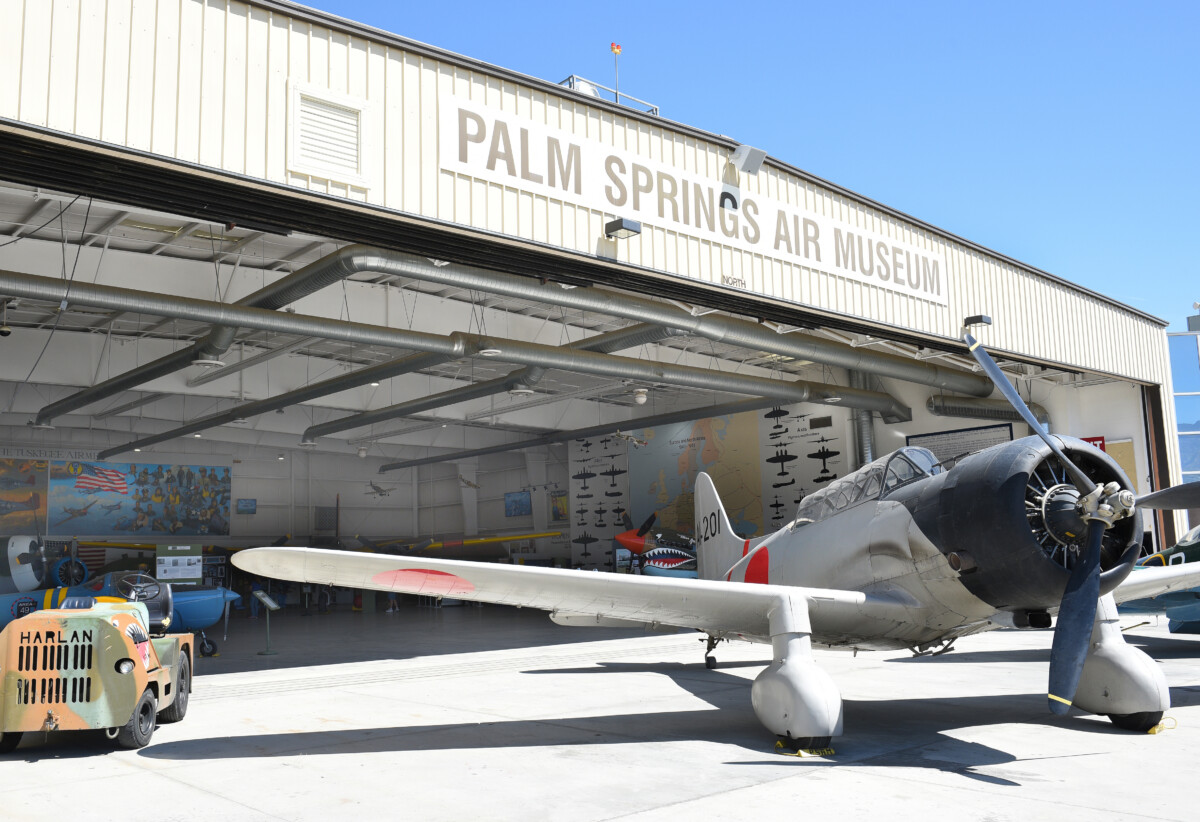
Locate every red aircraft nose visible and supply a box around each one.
[615,529,649,554]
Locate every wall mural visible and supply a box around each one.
[567,404,848,569]
[46,461,232,537]
[0,459,48,536]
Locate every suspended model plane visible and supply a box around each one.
[364,482,396,498]
[235,325,1200,750]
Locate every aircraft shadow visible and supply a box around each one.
[135,659,1161,785]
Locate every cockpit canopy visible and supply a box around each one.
[792,446,941,525]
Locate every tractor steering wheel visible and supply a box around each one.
[116,573,163,603]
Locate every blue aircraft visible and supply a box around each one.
[1120,524,1200,632]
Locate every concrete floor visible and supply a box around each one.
[4,599,1200,821]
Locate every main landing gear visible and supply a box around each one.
[702,634,724,669]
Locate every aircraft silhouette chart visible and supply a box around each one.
[572,532,598,558]
[236,327,1200,751]
[764,407,789,428]
[766,448,797,477]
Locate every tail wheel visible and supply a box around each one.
[1109,711,1163,733]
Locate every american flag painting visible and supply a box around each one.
[74,464,129,494]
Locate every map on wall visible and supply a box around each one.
[46,460,232,537]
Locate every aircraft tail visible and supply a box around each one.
[694,473,751,581]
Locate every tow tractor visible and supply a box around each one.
[0,574,192,752]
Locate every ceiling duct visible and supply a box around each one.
[0,268,911,431]
[926,395,1052,431]
[325,246,993,397]
[34,244,374,426]
[300,323,685,443]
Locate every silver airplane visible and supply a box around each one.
[234,331,1200,750]
[365,482,394,497]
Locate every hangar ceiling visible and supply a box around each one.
[0,181,1115,467]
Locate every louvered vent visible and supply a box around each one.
[296,95,361,178]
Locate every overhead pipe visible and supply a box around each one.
[848,370,875,468]
[0,269,911,427]
[378,398,781,473]
[301,324,685,443]
[926,395,1052,430]
[34,245,377,426]
[95,350,453,459]
[321,246,993,397]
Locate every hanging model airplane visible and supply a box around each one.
[613,430,648,448]
[364,482,395,497]
[234,323,1200,750]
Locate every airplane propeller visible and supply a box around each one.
[636,513,657,538]
[963,324,1134,715]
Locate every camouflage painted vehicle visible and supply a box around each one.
[0,575,192,752]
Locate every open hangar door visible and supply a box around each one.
[0,180,1169,561]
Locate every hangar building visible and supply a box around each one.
[0,0,1186,579]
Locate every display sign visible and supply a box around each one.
[440,96,949,306]
[156,544,203,583]
[236,498,257,515]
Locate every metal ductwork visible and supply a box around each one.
[378,397,781,473]
[301,324,686,443]
[95,350,453,459]
[322,246,993,397]
[35,245,372,426]
[849,370,875,467]
[0,269,910,429]
[926,395,1052,430]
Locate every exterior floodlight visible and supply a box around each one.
[729,144,767,175]
[962,315,993,329]
[604,217,641,240]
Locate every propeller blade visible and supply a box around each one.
[621,513,633,530]
[963,331,1097,495]
[636,512,657,537]
[1136,482,1200,511]
[1047,519,1106,714]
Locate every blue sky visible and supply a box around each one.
[310,0,1198,330]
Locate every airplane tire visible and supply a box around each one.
[705,656,717,669]
[199,638,218,657]
[784,735,831,752]
[0,732,21,753]
[1107,711,1162,733]
[116,688,157,749]
[159,655,190,723]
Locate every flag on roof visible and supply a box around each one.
[611,43,622,55]
[74,464,129,495]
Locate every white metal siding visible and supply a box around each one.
[0,0,1170,385]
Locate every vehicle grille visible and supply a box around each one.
[13,676,93,705]
[12,640,97,705]
[17,643,94,673]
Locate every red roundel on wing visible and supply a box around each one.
[371,568,476,597]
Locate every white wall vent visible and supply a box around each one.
[288,82,374,188]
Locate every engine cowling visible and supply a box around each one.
[902,436,1142,612]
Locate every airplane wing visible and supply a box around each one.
[233,547,914,642]
[1113,563,1200,604]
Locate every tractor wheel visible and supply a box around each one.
[159,654,190,723]
[116,688,157,749]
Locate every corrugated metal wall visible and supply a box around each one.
[0,0,1171,386]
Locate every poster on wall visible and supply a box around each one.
[47,460,232,537]
[0,458,48,535]
[906,424,1013,466]
[567,435,630,569]
[504,491,532,517]
[549,490,569,523]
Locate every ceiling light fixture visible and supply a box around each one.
[192,353,226,368]
[632,388,648,405]
[478,347,502,357]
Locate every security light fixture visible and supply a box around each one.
[962,315,993,329]
[604,217,641,240]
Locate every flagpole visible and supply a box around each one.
[611,43,621,107]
